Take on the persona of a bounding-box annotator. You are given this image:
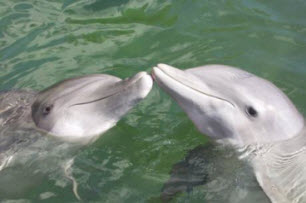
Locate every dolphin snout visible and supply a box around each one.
[129,71,151,82]
[126,71,153,99]
[152,63,185,81]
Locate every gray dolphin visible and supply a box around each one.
[0,72,152,199]
[152,64,305,203]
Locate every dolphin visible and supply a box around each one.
[0,72,152,199]
[152,64,305,203]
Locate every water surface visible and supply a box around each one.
[0,0,306,202]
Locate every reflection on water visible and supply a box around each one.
[0,0,306,202]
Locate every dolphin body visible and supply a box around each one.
[152,64,305,203]
[0,72,152,199]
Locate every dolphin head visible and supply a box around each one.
[32,72,152,144]
[152,64,304,146]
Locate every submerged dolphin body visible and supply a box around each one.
[0,72,152,198]
[160,142,270,202]
[152,64,305,202]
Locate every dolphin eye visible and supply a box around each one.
[246,106,258,117]
[43,105,53,115]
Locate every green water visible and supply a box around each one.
[1,0,306,202]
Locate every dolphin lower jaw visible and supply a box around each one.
[51,120,117,145]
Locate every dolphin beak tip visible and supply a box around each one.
[151,63,171,80]
[132,71,153,83]
[156,63,173,70]
[135,71,148,78]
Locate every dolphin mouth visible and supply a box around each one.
[70,72,151,107]
[152,64,235,107]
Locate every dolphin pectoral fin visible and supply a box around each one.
[63,158,81,201]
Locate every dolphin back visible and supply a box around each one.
[0,90,36,127]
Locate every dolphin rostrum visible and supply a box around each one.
[152,63,305,203]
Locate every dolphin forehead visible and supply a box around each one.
[185,64,298,111]
[187,64,255,81]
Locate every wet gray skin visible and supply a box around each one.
[152,64,305,203]
[0,72,152,198]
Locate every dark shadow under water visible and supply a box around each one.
[161,142,270,203]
